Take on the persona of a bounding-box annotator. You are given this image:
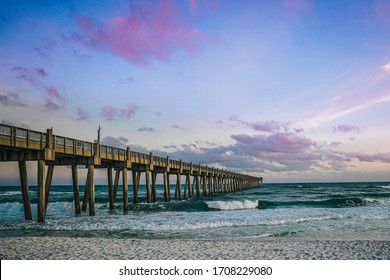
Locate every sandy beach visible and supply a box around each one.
[0,237,389,260]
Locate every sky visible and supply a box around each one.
[1,0,390,184]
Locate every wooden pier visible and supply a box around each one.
[0,124,263,222]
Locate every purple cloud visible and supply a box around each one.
[77,108,89,120]
[0,93,26,107]
[101,106,118,121]
[120,105,138,119]
[101,104,139,120]
[43,86,66,111]
[75,0,206,65]
[138,126,155,132]
[12,66,66,111]
[333,124,360,133]
[229,115,289,133]
[232,132,314,154]
[351,152,390,164]
[12,66,48,87]
[171,124,186,130]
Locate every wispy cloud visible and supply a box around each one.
[351,152,390,164]
[138,126,155,132]
[229,115,290,133]
[0,93,27,107]
[232,132,314,154]
[12,66,48,86]
[383,61,390,74]
[43,86,65,111]
[12,66,66,111]
[101,104,139,121]
[101,106,118,121]
[171,124,186,130]
[77,107,89,120]
[333,124,360,134]
[120,105,138,119]
[299,93,390,128]
[74,0,207,65]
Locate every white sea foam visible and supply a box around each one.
[0,202,24,213]
[206,200,259,210]
[363,198,375,203]
[0,191,22,196]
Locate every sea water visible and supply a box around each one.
[0,182,390,241]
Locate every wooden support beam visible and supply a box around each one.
[123,167,128,211]
[132,170,138,203]
[151,171,157,203]
[82,169,90,212]
[183,174,188,199]
[88,164,95,216]
[44,165,54,215]
[191,175,196,197]
[163,171,170,202]
[18,160,32,220]
[176,173,182,200]
[71,164,81,215]
[195,175,200,198]
[202,174,207,197]
[107,167,114,209]
[113,169,120,203]
[208,175,212,195]
[37,160,45,222]
[145,170,151,203]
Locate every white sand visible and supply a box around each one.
[0,237,389,260]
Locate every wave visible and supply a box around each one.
[0,191,22,196]
[206,200,259,211]
[258,197,377,209]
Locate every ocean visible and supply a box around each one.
[1,182,390,241]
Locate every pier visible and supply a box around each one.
[0,124,263,222]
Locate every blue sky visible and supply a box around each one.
[1,0,390,184]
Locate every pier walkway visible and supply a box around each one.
[0,124,262,222]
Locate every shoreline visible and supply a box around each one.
[1,237,389,260]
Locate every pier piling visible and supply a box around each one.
[18,160,32,220]
[71,164,81,215]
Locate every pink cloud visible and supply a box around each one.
[101,104,139,120]
[75,0,206,64]
[44,86,65,111]
[333,124,360,133]
[120,104,138,119]
[101,106,118,120]
[12,67,66,111]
